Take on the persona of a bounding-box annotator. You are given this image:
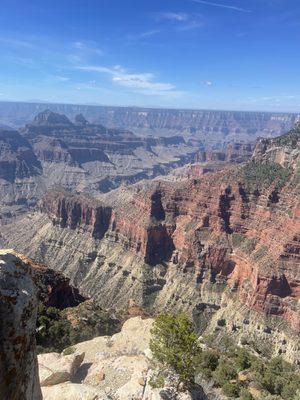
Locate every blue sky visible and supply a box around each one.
[0,0,300,111]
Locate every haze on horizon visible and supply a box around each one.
[0,0,300,112]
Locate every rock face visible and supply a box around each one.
[74,113,88,125]
[0,109,200,223]
[25,255,86,309]
[40,190,112,241]
[0,129,41,182]
[39,316,153,399]
[3,125,300,362]
[21,111,197,171]
[33,109,73,126]
[1,124,300,363]
[32,161,299,329]
[253,123,300,169]
[195,141,255,164]
[0,129,43,214]
[39,352,85,386]
[0,100,298,142]
[0,129,44,222]
[0,249,42,400]
[0,110,201,222]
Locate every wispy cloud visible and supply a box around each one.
[178,20,203,31]
[201,80,213,86]
[76,65,182,97]
[0,37,36,49]
[0,34,104,72]
[71,40,103,56]
[153,11,203,31]
[191,0,252,13]
[245,94,300,108]
[155,12,189,22]
[6,55,36,67]
[127,29,161,41]
[52,75,70,82]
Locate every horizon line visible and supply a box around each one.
[0,99,299,116]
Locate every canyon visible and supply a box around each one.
[0,108,258,223]
[0,109,200,221]
[1,120,299,364]
[0,101,299,145]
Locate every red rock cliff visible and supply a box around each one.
[38,127,300,330]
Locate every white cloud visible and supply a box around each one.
[128,30,161,41]
[155,12,189,21]
[73,41,86,49]
[153,12,203,31]
[178,20,204,31]
[76,65,182,97]
[201,80,213,86]
[54,75,70,82]
[191,0,252,13]
[140,30,161,38]
[71,40,103,56]
[248,94,299,103]
[0,37,36,49]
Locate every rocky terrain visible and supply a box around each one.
[38,316,158,400]
[0,109,202,221]
[0,249,200,400]
[1,123,299,365]
[0,250,42,400]
[0,101,298,144]
[0,129,44,220]
[0,109,258,223]
[21,110,198,191]
[0,249,84,309]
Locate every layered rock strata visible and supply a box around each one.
[1,100,298,142]
[1,126,299,362]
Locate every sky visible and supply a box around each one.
[0,0,300,112]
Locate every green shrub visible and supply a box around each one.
[240,388,254,400]
[149,374,165,389]
[196,350,220,378]
[213,357,237,387]
[36,301,120,354]
[218,334,236,354]
[253,356,300,398]
[234,348,252,371]
[201,350,219,371]
[268,357,294,375]
[294,390,300,400]
[239,161,291,190]
[282,382,300,400]
[63,346,76,355]
[36,303,73,352]
[261,370,285,395]
[150,313,201,389]
[250,357,265,375]
[274,127,300,148]
[222,382,240,398]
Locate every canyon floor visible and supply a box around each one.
[0,107,299,399]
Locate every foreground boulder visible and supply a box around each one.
[42,382,106,400]
[40,316,199,399]
[38,351,85,386]
[0,249,42,400]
